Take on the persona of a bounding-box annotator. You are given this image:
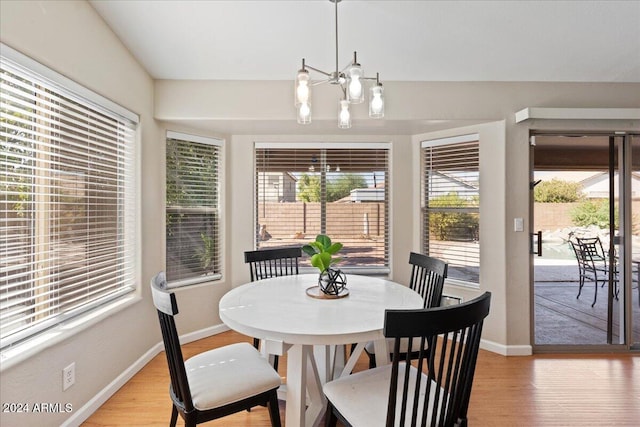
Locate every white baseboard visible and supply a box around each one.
[481,339,532,356]
[180,323,230,345]
[61,323,229,427]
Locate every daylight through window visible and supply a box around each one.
[1,47,138,350]
[254,143,390,273]
[422,134,480,284]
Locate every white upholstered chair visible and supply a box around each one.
[150,272,282,427]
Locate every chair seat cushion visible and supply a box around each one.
[323,362,447,427]
[185,342,281,410]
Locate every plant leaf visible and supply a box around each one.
[311,252,331,272]
[326,242,343,255]
[302,244,316,257]
[329,256,342,266]
[309,241,324,252]
[316,234,331,250]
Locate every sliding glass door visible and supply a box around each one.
[532,132,639,350]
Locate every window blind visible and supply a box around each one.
[1,50,138,350]
[254,143,389,273]
[422,135,480,284]
[166,131,221,286]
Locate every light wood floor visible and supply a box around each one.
[83,330,640,426]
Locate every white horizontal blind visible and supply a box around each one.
[422,135,480,284]
[1,52,138,349]
[254,143,389,272]
[166,132,221,286]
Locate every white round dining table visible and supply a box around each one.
[219,274,423,427]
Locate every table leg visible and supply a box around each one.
[285,344,325,427]
[373,338,390,367]
[313,345,345,381]
[340,342,365,378]
[313,345,332,383]
[305,348,325,427]
[285,345,307,427]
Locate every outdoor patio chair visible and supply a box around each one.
[571,237,618,307]
[324,292,491,427]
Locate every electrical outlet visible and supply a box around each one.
[63,362,75,391]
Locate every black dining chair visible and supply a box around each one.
[244,246,302,282]
[324,292,491,427]
[150,272,282,427]
[364,252,448,368]
[244,246,302,370]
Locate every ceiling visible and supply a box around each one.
[89,0,640,134]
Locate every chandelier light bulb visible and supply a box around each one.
[347,61,364,104]
[295,69,311,106]
[369,84,384,118]
[297,80,309,104]
[298,102,311,124]
[338,99,351,129]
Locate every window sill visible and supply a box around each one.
[0,295,141,372]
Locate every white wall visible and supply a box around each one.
[1,1,639,425]
[0,2,222,426]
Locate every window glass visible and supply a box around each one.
[422,135,480,284]
[166,132,222,286]
[255,144,390,273]
[1,49,137,350]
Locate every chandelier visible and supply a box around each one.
[294,0,385,129]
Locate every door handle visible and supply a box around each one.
[531,231,542,256]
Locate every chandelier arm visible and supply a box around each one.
[311,79,331,87]
[304,63,333,77]
[334,0,339,73]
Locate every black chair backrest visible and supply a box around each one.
[383,292,491,427]
[408,252,448,308]
[150,273,194,414]
[244,247,302,282]
[570,240,591,266]
[576,236,607,262]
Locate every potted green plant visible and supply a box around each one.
[302,234,347,295]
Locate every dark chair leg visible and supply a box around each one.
[591,278,598,307]
[364,348,376,369]
[267,391,282,427]
[253,337,260,349]
[170,405,178,427]
[577,271,584,299]
[325,402,338,427]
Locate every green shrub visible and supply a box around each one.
[534,179,583,203]
[428,193,479,241]
[570,199,618,228]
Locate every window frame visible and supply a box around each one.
[254,141,391,275]
[0,44,139,353]
[421,133,480,287]
[165,131,223,288]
